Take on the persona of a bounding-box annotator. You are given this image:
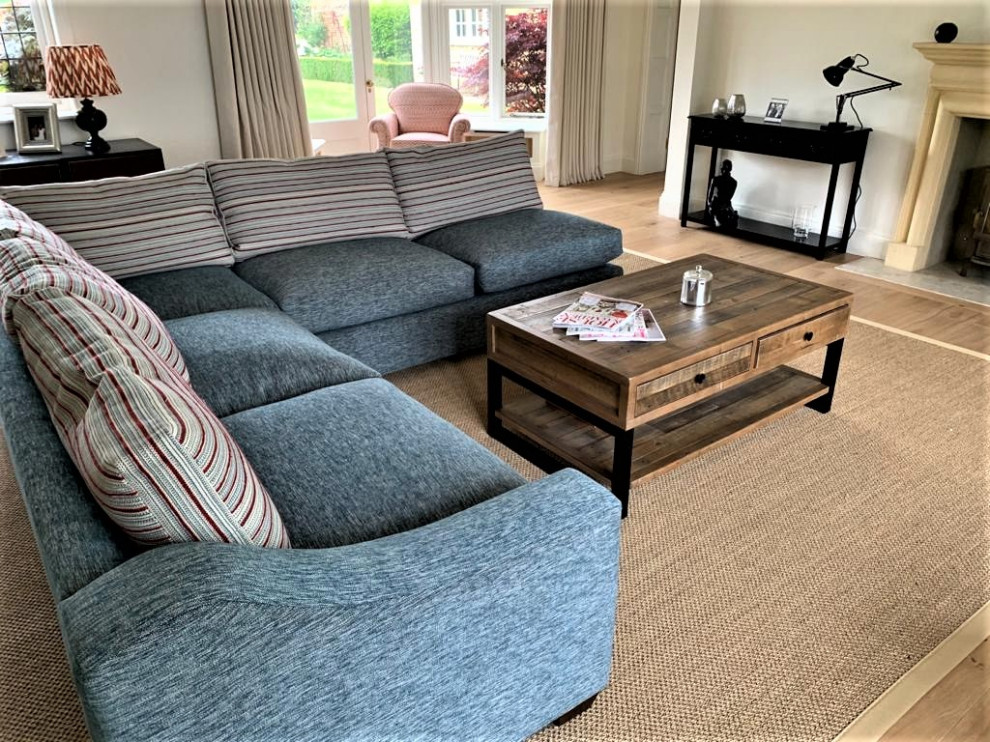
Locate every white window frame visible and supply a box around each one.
[423,0,549,130]
[0,1,76,119]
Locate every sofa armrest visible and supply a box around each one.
[369,112,400,149]
[449,114,472,143]
[60,469,621,742]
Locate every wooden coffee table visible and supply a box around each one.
[486,254,852,517]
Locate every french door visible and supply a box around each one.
[295,0,375,155]
[295,1,421,155]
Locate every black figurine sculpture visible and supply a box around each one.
[934,22,958,43]
[707,159,739,230]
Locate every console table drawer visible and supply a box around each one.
[756,305,850,368]
[635,343,753,416]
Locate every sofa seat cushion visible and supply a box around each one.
[119,266,277,321]
[222,379,526,548]
[73,366,290,548]
[0,164,233,278]
[234,238,475,334]
[166,309,378,417]
[415,209,624,293]
[386,130,542,237]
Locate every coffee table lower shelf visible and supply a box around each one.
[496,366,828,498]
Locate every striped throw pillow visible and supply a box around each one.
[2,260,187,378]
[0,165,234,278]
[207,152,410,259]
[12,288,184,440]
[72,366,290,548]
[385,130,542,237]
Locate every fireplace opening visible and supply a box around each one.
[941,118,990,278]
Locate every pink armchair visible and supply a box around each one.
[369,82,471,149]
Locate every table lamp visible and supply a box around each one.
[44,45,122,154]
[821,53,900,132]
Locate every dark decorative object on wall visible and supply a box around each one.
[44,45,122,154]
[707,159,739,230]
[934,22,958,44]
[821,53,901,131]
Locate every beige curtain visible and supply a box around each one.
[544,0,606,187]
[204,0,311,159]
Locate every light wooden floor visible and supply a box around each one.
[539,174,990,356]
[539,173,990,740]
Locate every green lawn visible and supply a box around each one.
[302,78,391,122]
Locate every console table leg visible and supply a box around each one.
[807,338,844,414]
[486,359,504,436]
[680,137,696,227]
[818,164,841,260]
[839,156,866,254]
[611,429,635,518]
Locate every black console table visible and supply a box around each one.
[680,115,871,260]
[0,138,164,186]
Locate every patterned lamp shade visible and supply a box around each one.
[44,45,122,99]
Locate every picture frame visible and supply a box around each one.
[764,98,788,123]
[12,104,61,154]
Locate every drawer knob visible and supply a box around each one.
[803,331,814,342]
[694,373,707,384]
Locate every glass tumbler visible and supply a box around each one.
[792,204,816,240]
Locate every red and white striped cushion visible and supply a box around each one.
[72,366,290,548]
[12,289,181,441]
[4,263,186,377]
[12,289,290,548]
[0,165,234,278]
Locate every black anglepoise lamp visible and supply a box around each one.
[821,54,901,131]
[44,45,122,154]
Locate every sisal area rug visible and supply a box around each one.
[1,257,988,741]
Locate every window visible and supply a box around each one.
[0,0,46,92]
[451,8,486,42]
[443,3,548,123]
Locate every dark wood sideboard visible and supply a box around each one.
[0,139,165,186]
[680,115,871,260]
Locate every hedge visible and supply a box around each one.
[298,57,414,89]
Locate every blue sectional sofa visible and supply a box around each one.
[0,132,624,741]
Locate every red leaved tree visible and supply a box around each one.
[457,9,548,114]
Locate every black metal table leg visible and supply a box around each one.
[612,429,636,518]
[680,134,696,227]
[486,359,504,436]
[817,164,841,260]
[807,338,844,413]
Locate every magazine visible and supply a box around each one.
[577,308,666,342]
[552,292,643,331]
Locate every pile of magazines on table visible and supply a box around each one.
[552,292,665,342]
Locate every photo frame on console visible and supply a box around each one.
[13,104,61,154]
[764,98,788,123]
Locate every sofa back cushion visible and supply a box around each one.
[12,289,290,549]
[0,165,233,278]
[207,152,410,259]
[72,366,291,548]
[385,130,542,237]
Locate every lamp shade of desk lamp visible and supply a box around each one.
[44,45,122,154]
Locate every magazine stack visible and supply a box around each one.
[552,292,665,342]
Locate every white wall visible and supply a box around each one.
[660,0,989,258]
[601,0,678,176]
[12,0,223,167]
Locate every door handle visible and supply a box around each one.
[365,79,375,91]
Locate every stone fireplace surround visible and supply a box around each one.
[886,43,990,272]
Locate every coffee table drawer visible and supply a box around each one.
[756,305,850,369]
[635,343,753,416]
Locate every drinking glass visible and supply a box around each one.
[792,204,816,240]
